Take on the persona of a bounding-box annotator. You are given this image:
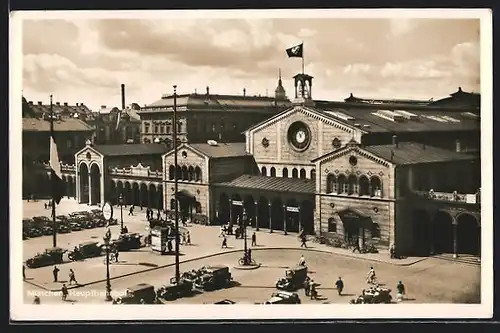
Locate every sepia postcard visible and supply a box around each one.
[10,8,492,321]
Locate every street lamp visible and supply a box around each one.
[119,193,124,233]
[103,228,113,301]
[242,209,248,262]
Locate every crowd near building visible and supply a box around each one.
[22,70,481,258]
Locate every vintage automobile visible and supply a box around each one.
[81,219,97,229]
[41,225,54,236]
[57,223,71,234]
[276,265,308,291]
[350,286,393,304]
[194,265,232,291]
[23,219,34,239]
[110,233,142,251]
[265,291,302,304]
[156,278,194,301]
[214,299,236,304]
[27,226,42,238]
[68,241,103,261]
[26,247,65,268]
[113,283,158,304]
[69,221,83,231]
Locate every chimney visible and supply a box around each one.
[206,86,210,96]
[101,105,106,109]
[121,84,126,110]
[455,139,461,153]
[392,135,398,148]
[243,88,246,97]
[56,102,60,106]
[37,101,42,105]
[390,150,395,161]
[458,86,462,92]
[75,103,79,106]
[28,101,33,105]
[64,102,68,106]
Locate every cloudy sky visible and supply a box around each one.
[21,15,480,110]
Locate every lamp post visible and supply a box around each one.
[119,193,124,233]
[242,209,248,260]
[103,228,113,301]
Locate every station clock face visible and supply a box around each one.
[288,121,311,151]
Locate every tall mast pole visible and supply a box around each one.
[50,95,57,248]
[301,41,305,75]
[173,85,180,284]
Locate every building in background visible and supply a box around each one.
[89,103,141,145]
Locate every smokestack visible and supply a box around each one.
[206,86,210,96]
[121,84,126,110]
[392,135,398,148]
[243,88,246,96]
[455,139,461,153]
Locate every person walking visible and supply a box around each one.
[335,277,344,296]
[251,232,257,246]
[396,281,406,303]
[303,277,311,297]
[68,269,78,285]
[219,225,225,238]
[52,266,60,282]
[115,248,120,263]
[128,206,134,216]
[221,235,228,249]
[300,235,307,248]
[61,284,68,301]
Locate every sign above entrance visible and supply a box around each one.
[232,200,243,206]
[102,201,113,221]
[287,206,300,213]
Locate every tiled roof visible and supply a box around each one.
[25,101,92,116]
[23,118,93,132]
[216,174,316,194]
[344,94,432,106]
[363,142,477,165]
[93,144,170,157]
[190,142,248,158]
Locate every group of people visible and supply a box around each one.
[52,266,78,285]
[220,230,257,249]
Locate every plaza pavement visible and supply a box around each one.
[22,198,429,292]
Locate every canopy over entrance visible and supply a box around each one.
[337,208,373,229]
[175,190,196,202]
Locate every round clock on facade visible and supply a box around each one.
[349,155,358,166]
[287,121,311,151]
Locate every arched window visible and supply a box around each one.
[270,167,276,177]
[359,175,370,196]
[326,174,337,193]
[347,175,358,195]
[282,168,288,178]
[299,169,306,179]
[176,166,182,180]
[181,166,188,181]
[194,167,202,182]
[168,165,175,180]
[261,166,267,176]
[188,166,194,181]
[292,168,298,178]
[310,169,316,181]
[337,175,347,194]
[370,176,382,197]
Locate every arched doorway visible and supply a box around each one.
[109,181,117,205]
[271,198,284,231]
[90,164,101,205]
[70,177,76,198]
[433,210,454,254]
[243,195,256,227]
[218,193,230,225]
[230,194,243,225]
[140,183,148,208]
[132,183,140,206]
[300,200,315,234]
[412,210,431,256]
[157,185,164,209]
[116,181,124,205]
[457,213,481,255]
[79,163,89,203]
[149,184,157,209]
[124,182,132,205]
[257,196,269,229]
[285,199,299,232]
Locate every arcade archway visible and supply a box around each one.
[230,194,243,225]
[300,200,315,234]
[433,210,454,254]
[257,196,270,229]
[243,195,256,227]
[109,181,117,205]
[285,199,299,232]
[218,193,230,224]
[116,181,124,205]
[132,183,140,206]
[457,213,481,255]
[270,198,284,231]
[412,209,432,256]
[140,183,148,208]
[90,164,101,205]
[79,163,89,203]
[149,184,157,209]
[124,182,132,205]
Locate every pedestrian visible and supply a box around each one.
[182,233,187,245]
[115,248,120,262]
[396,281,406,302]
[304,277,310,296]
[221,236,228,249]
[69,269,78,285]
[353,242,361,253]
[335,277,344,296]
[219,225,225,238]
[167,240,173,253]
[300,235,307,248]
[298,254,306,266]
[44,203,47,209]
[61,284,68,301]
[310,280,318,300]
[186,231,191,245]
[390,244,396,259]
[146,209,150,221]
[182,218,187,227]
[23,264,26,280]
[53,266,60,282]
[251,232,257,246]
[129,206,134,216]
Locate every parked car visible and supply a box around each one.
[350,286,393,304]
[157,278,194,301]
[69,221,83,231]
[57,224,71,234]
[111,233,142,251]
[276,265,308,291]
[265,291,301,304]
[194,265,232,291]
[26,247,65,268]
[113,283,158,304]
[68,241,103,261]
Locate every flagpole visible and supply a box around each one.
[50,95,57,248]
[173,85,180,284]
[301,41,305,75]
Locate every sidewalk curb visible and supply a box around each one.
[27,246,426,292]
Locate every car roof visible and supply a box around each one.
[79,241,99,246]
[127,283,154,291]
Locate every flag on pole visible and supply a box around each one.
[50,132,65,205]
[286,43,303,58]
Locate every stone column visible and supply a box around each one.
[115,185,119,206]
[229,200,233,225]
[299,208,302,234]
[452,219,458,259]
[268,203,273,233]
[88,173,93,205]
[283,204,287,235]
[254,200,259,231]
